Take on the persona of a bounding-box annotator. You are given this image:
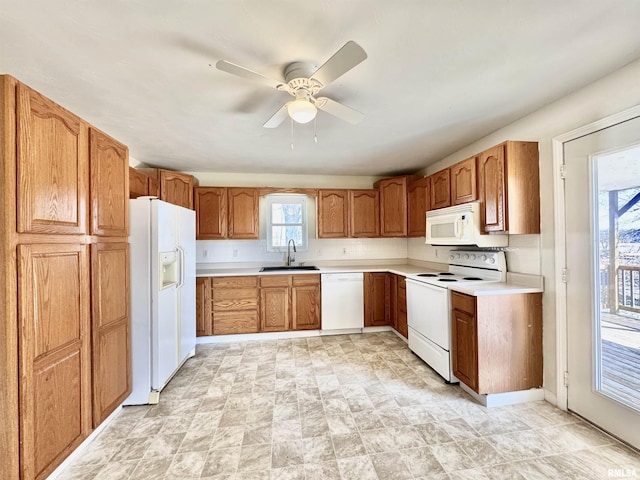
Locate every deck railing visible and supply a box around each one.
[601,266,640,313]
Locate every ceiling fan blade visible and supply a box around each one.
[315,97,364,124]
[263,103,290,128]
[310,41,367,88]
[216,60,283,89]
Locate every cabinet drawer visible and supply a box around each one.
[260,275,291,287]
[212,276,257,288]
[212,288,259,310]
[213,312,259,334]
[451,292,475,315]
[292,274,320,287]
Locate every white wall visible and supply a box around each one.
[408,58,640,399]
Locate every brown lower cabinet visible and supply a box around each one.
[451,291,543,394]
[396,277,408,338]
[364,272,408,337]
[364,273,390,326]
[198,275,320,335]
[211,277,260,335]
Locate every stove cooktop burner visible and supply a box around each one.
[438,278,458,282]
[417,273,439,277]
[463,277,483,281]
[439,272,455,276]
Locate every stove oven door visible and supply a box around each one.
[406,279,450,349]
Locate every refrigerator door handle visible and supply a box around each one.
[176,246,185,288]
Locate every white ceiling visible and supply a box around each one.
[2,1,640,176]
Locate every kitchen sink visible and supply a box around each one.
[259,265,320,272]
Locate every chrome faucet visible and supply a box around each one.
[286,239,297,266]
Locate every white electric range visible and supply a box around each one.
[405,250,506,382]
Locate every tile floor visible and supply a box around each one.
[57,332,640,480]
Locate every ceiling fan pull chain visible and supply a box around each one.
[314,116,318,143]
[290,118,295,150]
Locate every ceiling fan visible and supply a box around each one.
[216,41,367,128]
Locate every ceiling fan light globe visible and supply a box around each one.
[287,99,317,124]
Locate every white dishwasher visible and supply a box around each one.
[321,273,364,333]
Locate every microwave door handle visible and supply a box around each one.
[454,218,461,238]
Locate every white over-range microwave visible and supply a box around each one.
[425,201,508,247]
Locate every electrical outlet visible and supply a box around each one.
[232,249,239,258]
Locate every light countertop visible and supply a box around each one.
[196,263,544,295]
[196,263,433,277]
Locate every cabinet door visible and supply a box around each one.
[194,187,228,239]
[196,277,212,336]
[129,167,149,199]
[451,293,478,392]
[228,188,259,239]
[388,274,398,330]
[349,190,379,237]
[91,243,131,427]
[430,169,451,209]
[18,244,91,480]
[148,176,160,197]
[160,169,194,209]
[89,128,129,237]
[450,156,477,205]
[16,83,88,235]
[364,273,390,326]
[407,177,430,237]
[317,190,349,238]
[377,178,408,237]
[396,277,408,338]
[292,276,320,330]
[478,144,507,233]
[260,287,290,332]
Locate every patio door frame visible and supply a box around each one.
[552,103,640,411]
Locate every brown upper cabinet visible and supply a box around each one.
[375,175,417,237]
[129,167,160,199]
[129,167,149,199]
[450,156,477,205]
[195,187,228,239]
[317,189,349,238]
[407,177,431,237]
[477,141,539,234]
[429,168,451,210]
[317,189,380,238]
[228,188,260,239]
[89,128,129,237]
[160,169,195,209]
[133,168,197,210]
[16,82,88,235]
[194,187,259,240]
[349,189,380,238]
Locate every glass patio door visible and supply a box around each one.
[564,114,640,449]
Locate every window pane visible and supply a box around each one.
[272,203,303,224]
[271,226,302,247]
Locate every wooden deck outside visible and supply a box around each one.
[600,311,640,411]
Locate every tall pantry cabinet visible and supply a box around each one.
[0,75,131,480]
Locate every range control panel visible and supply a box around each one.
[448,250,506,271]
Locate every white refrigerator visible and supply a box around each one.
[125,197,196,405]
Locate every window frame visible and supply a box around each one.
[265,194,308,252]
